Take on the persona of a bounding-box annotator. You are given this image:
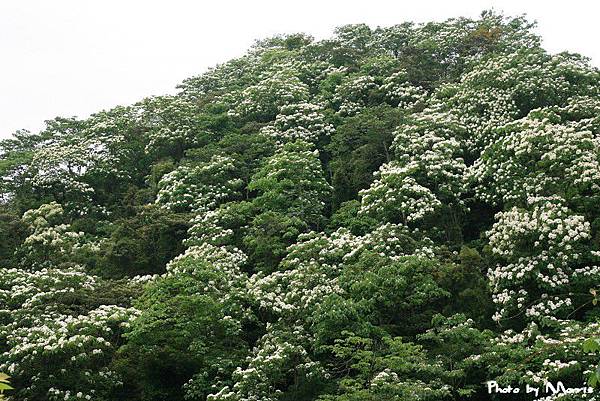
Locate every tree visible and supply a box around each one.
[155,155,243,213]
[97,205,189,277]
[15,202,86,270]
[327,105,404,206]
[116,242,252,401]
[249,140,331,223]
[470,108,600,209]
[486,196,598,326]
[0,264,141,400]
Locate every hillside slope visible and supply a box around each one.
[1,11,600,401]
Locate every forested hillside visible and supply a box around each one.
[1,11,600,401]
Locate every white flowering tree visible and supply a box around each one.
[28,118,131,212]
[438,49,600,151]
[486,197,599,324]
[15,202,85,270]
[2,305,138,401]
[359,109,468,243]
[208,324,324,401]
[120,243,252,401]
[331,74,379,116]
[360,165,441,225]
[217,223,451,400]
[230,67,310,122]
[136,96,217,158]
[155,155,243,213]
[259,102,335,146]
[470,107,600,209]
[0,265,140,400]
[484,320,600,396]
[380,69,428,108]
[390,112,468,200]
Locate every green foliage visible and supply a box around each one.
[116,272,249,401]
[0,372,13,399]
[248,140,332,227]
[318,333,453,401]
[328,200,377,235]
[97,205,189,276]
[1,10,599,401]
[418,314,494,398]
[327,105,403,206]
[243,211,306,273]
[339,253,451,336]
[0,212,27,267]
[436,247,495,326]
[583,338,600,387]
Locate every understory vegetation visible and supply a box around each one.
[1,11,599,401]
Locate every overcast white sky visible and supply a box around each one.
[1,0,599,139]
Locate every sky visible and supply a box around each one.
[1,0,599,139]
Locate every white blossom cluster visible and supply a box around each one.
[0,265,96,312]
[359,162,441,224]
[29,122,130,212]
[166,242,247,280]
[185,206,238,248]
[345,223,436,261]
[548,95,600,134]
[1,200,146,399]
[249,224,436,317]
[490,320,600,399]
[138,96,212,155]
[332,75,378,116]
[208,325,324,401]
[17,202,86,269]
[381,70,428,108]
[156,155,243,213]
[296,60,346,91]
[1,305,138,400]
[439,51,600,151]
[358,106,469,228]
[470,113,600,206]
[229,67,310,120]
[260,58,344,92]
[165,241,252,322]
[248,229,352,315]
[0,262,139,400]
[486,197,598,322]
[259,102,335,146]
[392,116,467,205]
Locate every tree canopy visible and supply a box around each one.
[1,11,599,401]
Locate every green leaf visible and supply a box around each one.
[589,373,598,388]
[583,338,599,353]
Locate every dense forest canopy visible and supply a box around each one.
[1,10,600,401]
